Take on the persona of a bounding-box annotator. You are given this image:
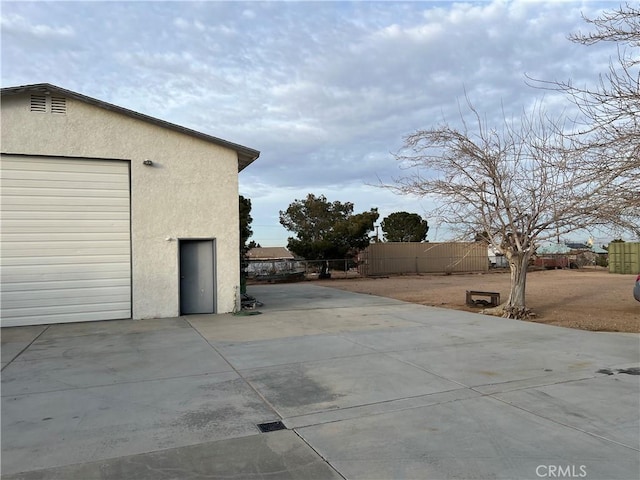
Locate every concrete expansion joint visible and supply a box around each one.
[380,352,469,389]
[470,370,624,395]
[185,319,284,420]
[488,391,640,452]
[292,429,347,480]
[1,324,51,372]
[283,390,475,430]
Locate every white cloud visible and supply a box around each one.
[1,0,622,246]
[0,13,74,38]
[242,9,256,20]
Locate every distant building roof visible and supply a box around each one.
[537,242,571,254]
[247,247,295,260]
[592,245,608,254]
[565,242,591,250]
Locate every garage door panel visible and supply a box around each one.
[2,246,130,257]
[0,158,129,174]
[2,255,131,267]
[4,269,130,283]
[1,304,132,327]
[1,196,130,208]
[3,302,131,316]
[2,287,132,313]
[2,262,129,275]
[1,156,131,326]
[1,177,128,190]
[2,232,130,242]
[1,186,129,199]
[1,221,131,234]
[2,169,128,183]
[2,310,132,327]
[1,240,129,250]
[2,211,130,222]
[1,277,131,292]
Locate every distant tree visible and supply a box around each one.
[239,195,253,256]
[239,195,254,294]
[474,231,490,243]
[381,212,429,242]
[388,101,636,319]
[247,240,262,250]
[279,194,378,277]
[602,238,626,252]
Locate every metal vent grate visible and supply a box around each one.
[51,97,67,114]
[257,421,287,433]
[30,95,47,113]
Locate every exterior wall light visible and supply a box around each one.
[143,159,153,166]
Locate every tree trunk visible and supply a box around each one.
[504,251,534,319]
[319,260,331,279]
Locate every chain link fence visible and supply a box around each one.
[246,258,360,282]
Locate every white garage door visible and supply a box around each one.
[1,156,131,326]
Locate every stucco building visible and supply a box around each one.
[1,83,259,327]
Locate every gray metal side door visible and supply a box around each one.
[179,240,215,314]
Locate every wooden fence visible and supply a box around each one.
[358,242,488,276]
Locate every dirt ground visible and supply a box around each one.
[315,268,639,333]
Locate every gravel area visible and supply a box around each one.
[316,268,639,333]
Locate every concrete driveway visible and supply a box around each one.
[2,283,639,479]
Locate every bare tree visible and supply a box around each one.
[389,102,637,319]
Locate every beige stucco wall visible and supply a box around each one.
[1,93,243,318]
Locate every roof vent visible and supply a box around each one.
[30,94,47,113]
[51,97,67,114]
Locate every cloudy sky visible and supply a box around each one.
[1,0,619,246]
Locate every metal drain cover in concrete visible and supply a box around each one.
[257,421,287,433]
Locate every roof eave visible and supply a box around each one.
[1,83,260,172]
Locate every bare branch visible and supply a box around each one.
[569,3,640,48]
